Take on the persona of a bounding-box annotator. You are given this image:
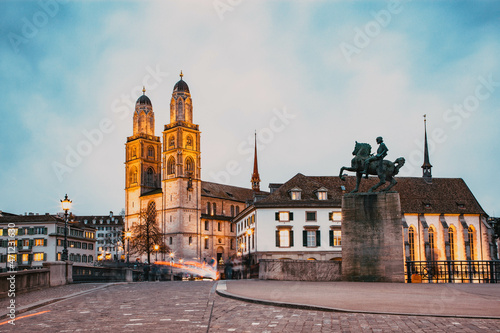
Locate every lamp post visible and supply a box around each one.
[154,244,159,262]
[169,252,174,281]
[125,231,132,265]
[246,229,253,278]
[60,194,72,261]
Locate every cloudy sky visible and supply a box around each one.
[1,0,499,216]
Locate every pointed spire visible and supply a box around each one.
[180,70,183,80]
[142,86,146,95]
[422,114,432,182]
[251,131,261,192]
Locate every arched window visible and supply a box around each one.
[212,203,216,216]
[177,99,184,121]
[147,201,156,225]
[468,225,475,260]
[207,202,211,215]
[146,167,154,187]
[169,136,175,148]
[429,226,436,260]
[235,206,240,215]
[148,146,155,158]
[185,157,194,175]
[132,147,137,158]
[230,205,235,217]
[130,167,138,184]
[167,157,176,175]
[409,226,415,261]
[449,226,456,260]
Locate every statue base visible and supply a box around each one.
[341,192,404,282]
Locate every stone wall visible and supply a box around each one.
[259,259,342,281]
[0,269,50,298]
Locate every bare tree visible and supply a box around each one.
[129,203,168,263]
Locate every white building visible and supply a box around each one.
[0,213,96,270]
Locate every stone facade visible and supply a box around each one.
[259,259,342,281]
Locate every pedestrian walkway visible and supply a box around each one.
[218,280,500,318]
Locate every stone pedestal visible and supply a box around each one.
[341,192,404,282]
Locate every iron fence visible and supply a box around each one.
[406,260,500,283]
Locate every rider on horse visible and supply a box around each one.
[363,136,388,178]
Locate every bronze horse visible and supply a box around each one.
[339,142,405,193]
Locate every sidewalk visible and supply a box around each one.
[218,280,500,319]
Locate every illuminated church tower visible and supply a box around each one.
[125,87,162,221]
[162,72,202,259]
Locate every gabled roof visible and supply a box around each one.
[254,173,486,215]
[201,181,266,202]
[0,214,63,223]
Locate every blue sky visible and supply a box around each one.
[1,0,499,216]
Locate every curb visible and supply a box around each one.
[215,281,500,320]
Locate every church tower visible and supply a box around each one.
[125,88,162,225]
[162,72,202,260]
[251,132,261,192]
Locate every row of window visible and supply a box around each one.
[56,239,94,250]
[408,225,476,261]
[84,219,120,225]
[275,211,342,222]
[0,227,48,236]
[56,227,95,239]
[130,145,157,160]
[275,229,341,248]
[289,187,329,201]
[205,203,240,218]
[1,253,47,263]
[167,135,194,149]
[203,220,233,232]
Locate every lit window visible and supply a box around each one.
[279,230,290,247]
[276,211,293,222]
[290,188,302,200]
[329,212,342,222]
[33,253,44,261]
[409,226,415,261]
[22,253,29,262]
[317,192,327,200]
[333,229,341,246]
[306,211,316,222]
[34,239,44,246]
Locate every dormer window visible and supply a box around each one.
[315,187,328,200]
[289,187,302,200]
[457,202,465,210]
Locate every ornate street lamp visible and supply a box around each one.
[125,231,132,265]
[60,194,72,261]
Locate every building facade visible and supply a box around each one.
[0,213,96,270]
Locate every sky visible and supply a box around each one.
[0,0,499,216]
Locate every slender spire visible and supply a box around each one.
[251,131,261,192]
[422,114,432,182]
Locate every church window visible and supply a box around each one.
[132,147,137,158]
[218,222,221,231]
[212,203,216,216]
[146,167,154,187]
[147,201,156,225]
[177,99,184,121]
[449,226,456,260]
[167,157,176,175]
[409,226,415,261]
[169,136,175,148]
[468,226,475,260]
[169,237,173,245]
[235,206,240,215]
[186,135,193,148]
[205,221,209,231]
[230,205,234,217]
[206,202,211,215]
[147,146,154,158]
[429,226,436,260]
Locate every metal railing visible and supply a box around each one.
[406,260,500,283]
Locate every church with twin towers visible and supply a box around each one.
[124,72,260,263]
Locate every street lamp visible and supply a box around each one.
[169,252,174,281]
[125,231,132,265]
[154,244,159,262]
[60,194,72,261]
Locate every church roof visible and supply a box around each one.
[173,72,190,94]
[255,173,486,215]
[136,94,152,106]
[201,181,258,202]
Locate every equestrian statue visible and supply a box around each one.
[339,137,405,193]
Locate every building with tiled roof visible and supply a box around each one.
[0,213,96,270]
